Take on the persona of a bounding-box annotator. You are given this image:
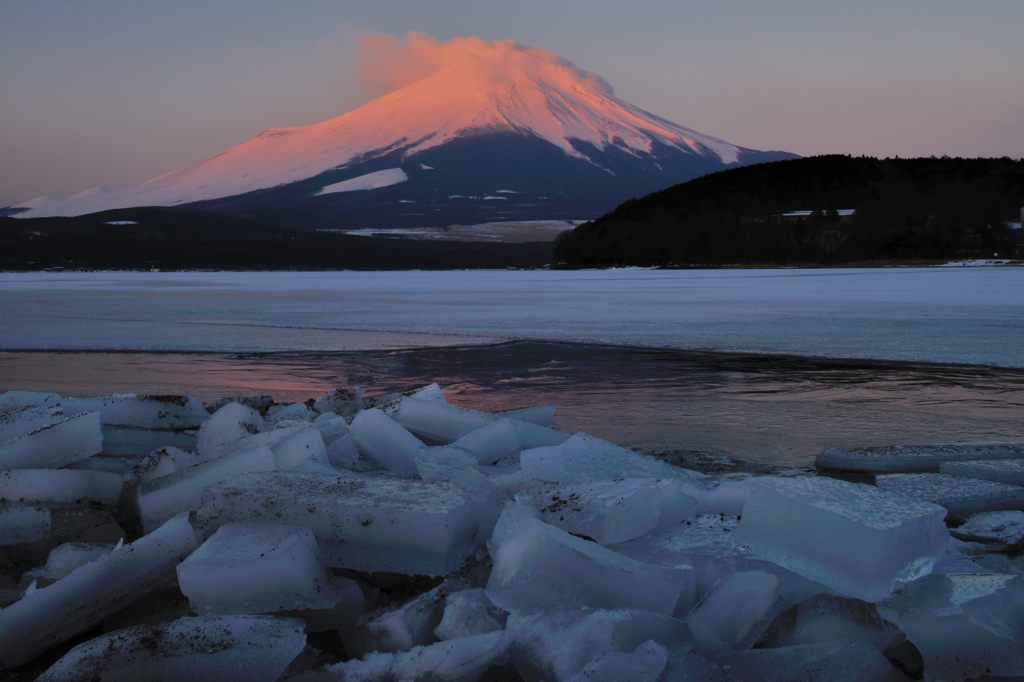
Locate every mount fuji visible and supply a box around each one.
[10,36,796,228]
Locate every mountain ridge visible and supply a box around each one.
[10,37,794,225]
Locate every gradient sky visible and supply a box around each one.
[2,0,1022,206]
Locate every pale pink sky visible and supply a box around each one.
[1,0,1022,205]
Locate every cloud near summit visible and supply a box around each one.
[355,32,615,98]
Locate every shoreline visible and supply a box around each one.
[4,340,1023,469]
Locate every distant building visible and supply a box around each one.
[774,209,856,223]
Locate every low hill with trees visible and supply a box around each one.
[554,156,1024,266]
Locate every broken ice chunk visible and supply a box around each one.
[486,503,685,615]
[520,432,697,485]
[716,637,892,682]
[876,472,1024,518]
[0,514,198,668]
[941,457,1024,485]
[196,401,264,456]
[266,402,315,427]
[345,579,469,657]
[529,478,689,545]
[817,443,1024,474]
[195,472,478,576]
[688,570,779,653]
[499,404,555,427]
[0,469,123,506]
[216,423,328,471]
[177,522,346,615]
[64,393,209,430]
[315,630,509,682]
[759,593,909,656]
[392,399,494,443]
[132,446,204,481]
[313,387,364,418]
[506,609,687,681]
[0,505,50,546]
[878,573,1024,680]
[0,391,101,469]
[453,419,523,465]
[36,615,306,682]
[566,640,669,682]
[136,445,276,532]
[350,408,422,475]
[313,414,359,468]
[39,543,114,583]
[951,510,1024,548]
[65,394,210,457]
[733,476,948,602]
[434,588,507,641]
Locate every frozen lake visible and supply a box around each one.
[1,268,1023,366]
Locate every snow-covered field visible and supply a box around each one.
[1,267,1022,366]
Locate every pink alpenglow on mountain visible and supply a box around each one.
[12,34,794,225]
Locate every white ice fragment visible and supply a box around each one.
[876,472,1024,518]
[267,402,315,427]
[196,401,263,456]
[688,570,779,653]
[195,472,478,575]
[453,419,523,465]
[350,408,422,475]
[510,419,572,448]
[392,399,496,443]
[566,640,669,682]
[0,469,123,506]
[313,387,364,418]
[717,637,892,682]
[0,505,51,546]
[733,476,949,602]
[529,478,688,545]
[951,510,1024,547]
[346,579,469,656]
[313,414,360,468]
[177,522,349,615]
[520,432,697,485]
[318,631,509,682]
[136,445,276,531]
[218,423,328,469]
[499,404,555,427]
[758,593,908,653]
[817,443,1024,474]
[941,458,1024,485]
[41,543,114,582]
[0,391,101,469]
[878,573,1024,680]
[507,609,687,681]
[64,393,209,430]
[133,446,204,481]
[0,514,198,668]
[486,503,685,615]
[36,615,306,682]
[434,588,507,641]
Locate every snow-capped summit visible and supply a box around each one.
[12,35,795,225]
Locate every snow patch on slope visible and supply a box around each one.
[317,168,408,195]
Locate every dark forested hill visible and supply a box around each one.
[554,156,1024,266]
[0,208,553,270]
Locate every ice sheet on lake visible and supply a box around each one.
[875,473,1024,518]
[817,443,1024,474]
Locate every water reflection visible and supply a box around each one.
[2,341,1022,467]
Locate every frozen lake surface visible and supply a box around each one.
[1,268,1022,366]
